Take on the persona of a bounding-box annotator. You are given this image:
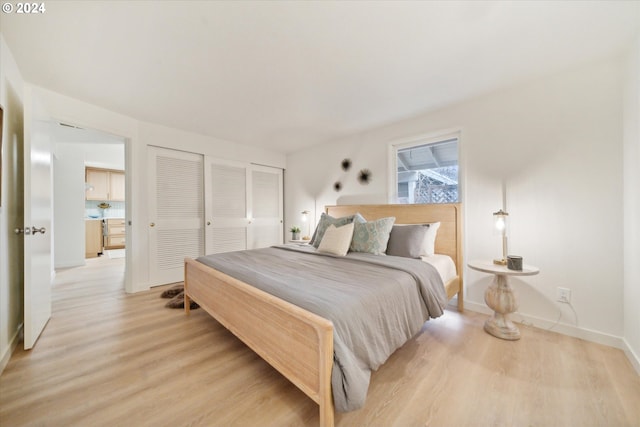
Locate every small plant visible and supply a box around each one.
[290,226,301,233]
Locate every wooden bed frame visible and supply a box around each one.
[184,203,463,427]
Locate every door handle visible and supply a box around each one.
[31,226,46,235]
[15,227,45,235]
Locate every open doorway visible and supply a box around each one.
[52,122,126,288]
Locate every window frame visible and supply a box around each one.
[387,130,462,204]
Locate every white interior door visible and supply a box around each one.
[23,86,53,350]
[204,158,250,254]
[148,147,204,286]
[248,165,283,249]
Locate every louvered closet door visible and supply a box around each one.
[248,165,283,249]
[205,158,250,254]
[148,147,204,286]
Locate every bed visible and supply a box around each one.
[184,203,463,427]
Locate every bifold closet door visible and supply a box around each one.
[148,147,204,286]
[204,160,283,253]
[248,165,283,248]
[205,158,250,254]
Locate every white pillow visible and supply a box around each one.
[423,221,440,256]
[317,223,354,256]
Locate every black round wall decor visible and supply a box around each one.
[341,158,352,171]
[358,168,372,185]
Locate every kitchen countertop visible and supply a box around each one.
[85,217,125,220]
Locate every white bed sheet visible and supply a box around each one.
[421,254,457,284]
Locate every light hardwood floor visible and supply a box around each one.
[1,255,639,426]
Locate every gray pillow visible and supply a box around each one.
[386,224,431,258]
[350,217,396,255]
[310,212,366,248]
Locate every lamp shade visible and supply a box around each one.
[493,209,509,265]
[493,209,508,234]
[301,210,311,240]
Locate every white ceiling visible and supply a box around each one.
[1,1,638,154]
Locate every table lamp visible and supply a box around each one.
[301,210,311,240]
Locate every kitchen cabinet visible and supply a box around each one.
[104,218,126,249]
[109,172,125,201]
[85,168,109,200]
[85,220,103,258]
[86,168,125,201]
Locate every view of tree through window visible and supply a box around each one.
[396,137,459,204]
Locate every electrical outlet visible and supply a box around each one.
[557,287,571,303]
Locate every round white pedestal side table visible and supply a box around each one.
[468,260,540,340]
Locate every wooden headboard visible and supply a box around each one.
[325,203,463,276]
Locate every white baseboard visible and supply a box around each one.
[623,339,640,375]
[54,261,85,269]
[0,323,23,375]
[463,301,625,350]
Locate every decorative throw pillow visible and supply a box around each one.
[350,217,396,255]
[317,223,355,256]
[386,224,431,258]
[311,212,366,248]
[387,222,440,258]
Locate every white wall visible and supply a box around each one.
[0,35,25,372]
[286,56,626,348]
[84,143,125,170]
[53,143,86,268]
[623,34,640,372]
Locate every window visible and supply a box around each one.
[392,135,459,204]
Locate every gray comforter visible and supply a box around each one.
[196,244,448,412]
